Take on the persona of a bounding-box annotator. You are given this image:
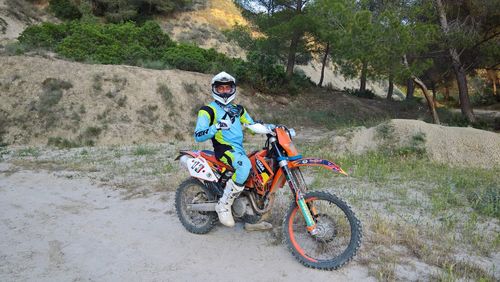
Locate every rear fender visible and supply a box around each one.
[175,150,200,160]
[290,158,348,176]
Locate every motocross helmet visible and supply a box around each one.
[211,71,236,105]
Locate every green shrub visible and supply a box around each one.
[39,78,72,114]
[162,44,209,72]
[49,0,82,20]
[344,88,376,99]
[18,22,69,49]
[82,126,102,138]
[17,21,311,95]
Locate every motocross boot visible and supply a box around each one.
[215,179,244,227]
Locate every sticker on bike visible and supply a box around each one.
[186,157,218,182]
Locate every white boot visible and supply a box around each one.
[215,179,244,227]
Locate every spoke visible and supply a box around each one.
[291,198,352,260]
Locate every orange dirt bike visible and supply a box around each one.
[175,125,362,270]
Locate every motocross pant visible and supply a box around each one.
[218,150,251,186]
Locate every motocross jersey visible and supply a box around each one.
[194,101,254,159]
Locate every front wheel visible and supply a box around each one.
[283,191,362,270]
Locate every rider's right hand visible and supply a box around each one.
[215,119,232,130]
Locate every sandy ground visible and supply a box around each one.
[0,162,374,282]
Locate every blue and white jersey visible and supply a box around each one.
[194,101,254,158]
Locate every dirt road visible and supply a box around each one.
[0,162,373,281]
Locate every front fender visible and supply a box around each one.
[290,158,348,176]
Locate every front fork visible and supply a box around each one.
[280,161,319,235]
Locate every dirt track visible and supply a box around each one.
[0,163,374,281]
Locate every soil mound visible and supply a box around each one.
[332,119,500,168]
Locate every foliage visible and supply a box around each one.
[157,83,173,105]
[18,22,70,49]
[344,88,375,99]
[89,0,190,23]
[49,0,82,20]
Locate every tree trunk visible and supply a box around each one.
[435,0,475,123]
[286,31,300,78]
[318,42,330,87]
[444,86,450,101]
[387,74,394,100]
[486,69,497,95]
[406,78,414,100]
[431,81,437,107]
[285,0,303,78]
[413,77,440,124]
[359,60,368,92]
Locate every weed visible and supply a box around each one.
[133,145,157,156]
[137,105,159,123]
[116,95,127,107]
[163,124,173,134]
[182,82,198,93]
[396,132,427,157]
[93,74,103,92]
[39,78,72,117]
[164,161,176,173]
[375,122,395,140]
[82,126,102,138]
[79,104,86,114]
[174,132,184,141]
[16,147,40,157]
[47,137,80,149]
[157,83,172,105]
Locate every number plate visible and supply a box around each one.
[186,157,218,182]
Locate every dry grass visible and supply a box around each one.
[4,137,499,281]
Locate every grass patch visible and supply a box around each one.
[132,145,158,156]
[15,147,41,157]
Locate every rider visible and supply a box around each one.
[194,71,270,227]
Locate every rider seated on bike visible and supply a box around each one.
[194,71,273,227]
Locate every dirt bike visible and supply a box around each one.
[174,125,362,270]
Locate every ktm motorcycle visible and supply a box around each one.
[175,125,361,270]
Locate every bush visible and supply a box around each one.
[344,88,376,99]
[17,21,312,95]
[39,78,72,113]
[18,22,70,49]
[49,0,82,20]
[162,44,209,72]
[157,83,172,105]
[470,89,499,107]
[47,136,80,148]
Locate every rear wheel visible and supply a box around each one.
[283,191,362,270]
[175,178,218,234]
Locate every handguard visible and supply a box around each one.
[246,123,272,134]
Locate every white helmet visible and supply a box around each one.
[211,71,236,105]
